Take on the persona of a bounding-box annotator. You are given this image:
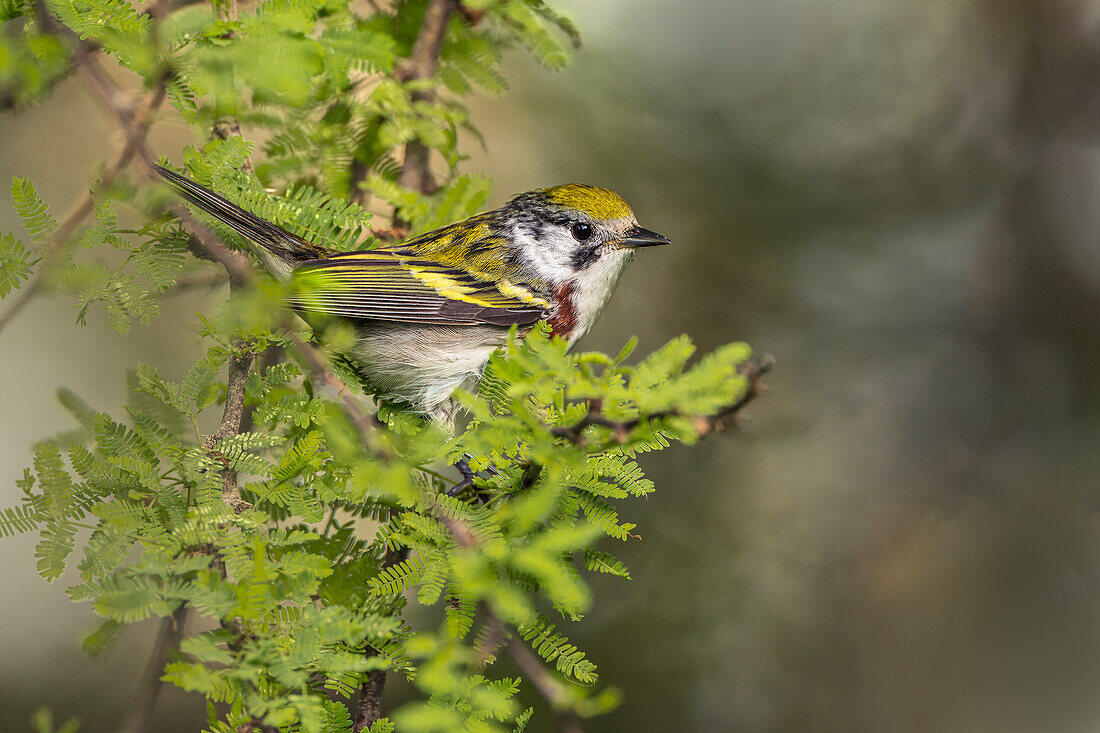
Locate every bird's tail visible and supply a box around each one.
[155,165,330,279]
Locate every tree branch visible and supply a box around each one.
[394,0,457,198]
[350,0,457,216]
[172,209,253,285]
[202,341,254,513]
[120,607,188,733]
[0,65,166,337]
[505,635,572,709]
[549,356,774,448]
[352,669,387,731]
[350,7,458,722]
[284,331,380,441]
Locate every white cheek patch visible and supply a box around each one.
[508,217,639,341]
[511,223,575,282]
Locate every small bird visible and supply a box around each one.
[156,166,669,423]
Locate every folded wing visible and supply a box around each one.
[290,250,549,327]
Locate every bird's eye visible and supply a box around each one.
[570,222,592,241]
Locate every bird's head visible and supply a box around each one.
[501,183,669,283]
[499,183,670,340]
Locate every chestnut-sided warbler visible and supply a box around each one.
[156,166,670,422]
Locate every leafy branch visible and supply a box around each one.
[0,41,167,334]
[0,2,769,732]
[549,357,773,449]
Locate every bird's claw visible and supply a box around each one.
[447,454,492,501]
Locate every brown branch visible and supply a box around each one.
[352,669,387,731]
[506,637,577,715]
[284,331,381,441]
[213,118,255,175]
[436,514,585,731]
[173,209,253,285]
[120,607,188,733]
[549,356,774,448]
[0,69,166,337]
[350,0,457,216]
[202,343,254,513]
[395,0,456,198]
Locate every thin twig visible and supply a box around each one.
[0,72,166,336]
[161,271,228,295]
[120,607,188,733]
[438,514,585,730]
[172,209,254,284]
[506,637,575,712]
[549,357,774,448]
[213,118,255,174]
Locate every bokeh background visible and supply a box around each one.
[5,1,1100,731]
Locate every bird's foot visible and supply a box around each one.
[446,454,496,501]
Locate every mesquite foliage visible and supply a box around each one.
[0,0,762,730]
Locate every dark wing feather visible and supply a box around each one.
[155,166,330,266]
[290,250,548,327]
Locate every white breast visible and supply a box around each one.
[351,322,510,422]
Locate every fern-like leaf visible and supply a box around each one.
[0,232,34,298]
[11,176,56,243]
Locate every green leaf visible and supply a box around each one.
[81,618,123,657]
[582,547,631,580]
[0,232,34,298]
[0,502,40,537]
[518,612,597,684]
[368,556,424,597]
[11,176,56,244]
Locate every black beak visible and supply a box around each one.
[619,225,671,248]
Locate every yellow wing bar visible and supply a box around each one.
[289,250,548,327]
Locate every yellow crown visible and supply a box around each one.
[542,184,634,221]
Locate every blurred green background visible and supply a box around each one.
[5,1,1100,731]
